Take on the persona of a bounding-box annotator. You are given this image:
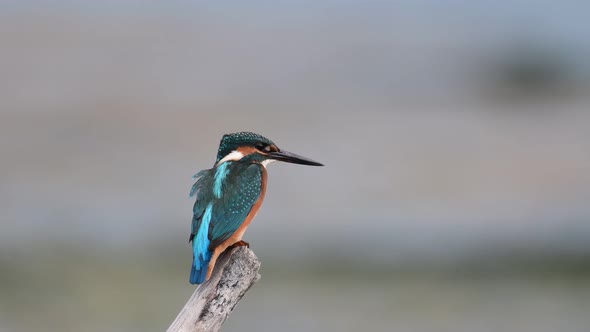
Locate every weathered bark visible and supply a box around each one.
[166,246,261,332]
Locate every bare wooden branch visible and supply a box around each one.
[166,246,261,332]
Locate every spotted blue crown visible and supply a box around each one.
[216,132,274,164]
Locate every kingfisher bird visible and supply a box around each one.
[188,132,323,284]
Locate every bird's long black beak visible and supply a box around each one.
[268,150,324,166]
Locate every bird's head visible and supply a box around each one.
[215,132,323,167]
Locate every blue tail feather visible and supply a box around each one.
[190,258,210,284]
[190,249,212,284]
[190,203,214,284]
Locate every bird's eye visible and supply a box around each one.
[257,144,277,153]
[264,144,279,153]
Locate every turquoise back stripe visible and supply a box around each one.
[193,202,213,269]
[213,162,230,198]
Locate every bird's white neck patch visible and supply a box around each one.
[261,159,275,168]
[216,150,244,166]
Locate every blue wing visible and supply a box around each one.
[189,163,262,284]
[209,164,262,247]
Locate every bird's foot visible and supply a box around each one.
[230,240,250,249]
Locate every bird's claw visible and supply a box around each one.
[230,240,250,249]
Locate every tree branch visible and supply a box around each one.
[166,246,261,332]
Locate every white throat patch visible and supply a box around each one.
[261,159,275,168]
[216,150,244,165]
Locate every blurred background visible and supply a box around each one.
[1,1,590,331]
